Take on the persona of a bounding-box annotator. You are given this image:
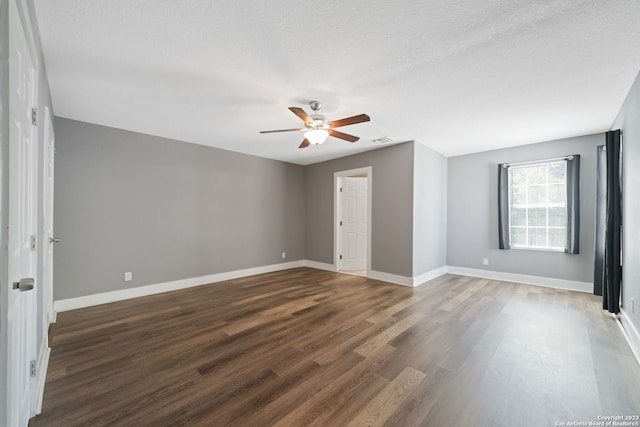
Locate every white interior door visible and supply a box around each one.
[8,0,38,424]
[42,108,55,328]
[340,177,368,271]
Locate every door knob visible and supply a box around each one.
[13,278,34,292]
[49,237,60,243]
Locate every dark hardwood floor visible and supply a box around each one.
[31,268,640,426]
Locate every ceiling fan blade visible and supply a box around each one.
[289,107,312,125]
[259,128,304,134]
[329,129,359,143]
[299,138,311,148]
[329,114,370,128]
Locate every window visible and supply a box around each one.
[498,155,579,254]
[508,161,567,250]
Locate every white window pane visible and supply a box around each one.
[528,227,547,246]
[527,166,546,185]
[511,208,526,226]
[511,227,526,246]
[511,185,526,205]
[528,185,546,204]
[549,163,566,183]
[527,208,546,227]
[549,207,566,227]
[511,168,527,186]
[549,183,565,204]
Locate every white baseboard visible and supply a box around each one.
[413,266,447,287]
[302,261,444,288]
[54,260,305,312]
[53,261,595,314]
[617,308,640,365]
[35,338,51,415]
[445,266,592,293]
[303,260,336,272]
[368,270,413,287]
[303,260,443,288]
[367,266,447,288]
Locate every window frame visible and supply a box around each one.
[507,160,568,252]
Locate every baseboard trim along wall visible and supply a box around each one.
[413,267,448,287]
[54,262,596,313]
[54,260,306,312]
[445,266,592,293]
[617,309,640,365]
[368,270,413,287]
[303,260,336,272]
[368,267,448,288]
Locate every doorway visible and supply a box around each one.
[335,167,372,276]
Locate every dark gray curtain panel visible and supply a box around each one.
[593,146,606,296]
[564,155,580,254]
[497,164,510,250]
[603,130,622,314]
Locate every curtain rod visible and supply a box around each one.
[502,155,574,168]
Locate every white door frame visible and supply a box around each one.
[34,106,54,414]
[41,106,54,327]
[334,167,372,274]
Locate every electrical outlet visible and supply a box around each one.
[124,272,132,282]
[281,252,286,259]
[482,258,489,266]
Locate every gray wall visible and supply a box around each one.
[612,70,640,334]
[305,142,414,277]
[447,133,603,283]
[413,142,447,276]
[53,118,306,300]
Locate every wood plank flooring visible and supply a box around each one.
[30,268,640,426]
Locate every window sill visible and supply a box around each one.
[511,245,565,253]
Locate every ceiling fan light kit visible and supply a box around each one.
[304,129,329,145]
[260,101,370,149]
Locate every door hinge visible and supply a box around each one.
[32,108,38,126]
[339,254,343,260]
[31,234,37,251]
[340,221,342,226]
[340,187,342,192]
[30,360,36,378]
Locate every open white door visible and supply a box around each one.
[8,0,39,424]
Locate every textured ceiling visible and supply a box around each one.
[34,0,640,165]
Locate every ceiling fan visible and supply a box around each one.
[260,101,370,148]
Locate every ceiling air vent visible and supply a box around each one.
[372,136,392,145]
